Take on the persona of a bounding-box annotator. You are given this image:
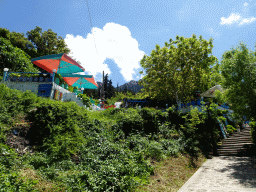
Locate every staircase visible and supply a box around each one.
[217,126,256,156]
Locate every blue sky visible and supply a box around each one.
[1,0,256,87]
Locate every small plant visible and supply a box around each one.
[249,121,256,144]
[226,125,237,135]
[77,93,91,107]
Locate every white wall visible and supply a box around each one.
[1,81,84,108]
[1,81,51,95]
[51,83,84,107]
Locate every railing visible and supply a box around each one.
[4,72,53,83]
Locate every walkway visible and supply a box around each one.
[178,156,256,192]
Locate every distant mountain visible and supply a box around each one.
[97,82,102,88]
[117,80,144,93]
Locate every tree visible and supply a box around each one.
[0,27,71,74]
[26,26,71,58]
[0,28,37,59]
[139,34,217,110]
[220,42,256,121]
[0,37,39,76]
[103,73,115,99]
[208,59,224,87]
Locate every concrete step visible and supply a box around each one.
[218,152,255,156]
[231,130,251,134]
[222,138,252,144]
[217,142,254,149]
[227,133,252,139]
[230,131,251,136]
[225,137,252,142]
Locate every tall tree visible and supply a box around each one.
[220,42,256,121]
[139,34,217,110]
[0,28,37,59]
[0,37,39,76]
[103,73,115,99]
[26,26,71,58]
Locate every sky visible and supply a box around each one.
[1,0,256,87]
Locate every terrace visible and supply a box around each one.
[1,68,84,107]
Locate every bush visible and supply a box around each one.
[77,93,91,107]
[226,125,237,135]
[116,108,144,137]
[137,107,166,135]
[145,141,163,161]
[26,100,88,159]
[249,121,256,145]
[0,84,40,125]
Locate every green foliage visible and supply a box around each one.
[0,144,39,191]
[214,89,229,105]
[218,116,226,124]
[226,125,237,135]
[0,83,40,125]
[0,27,37,59]
[116,108,144,137]
[139,34,217,105]
[102,73,116,100]
[137,107,167,135]
[220,42,256,122]
[54,73,66,86]
[0,37,39,76]
[26,100,88,159]
[0,123,8,144]
[26,26,71,58]
[77,93,91,107]
[0,76,231,191]
[249,121,256,144]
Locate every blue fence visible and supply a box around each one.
[4,72,53,83]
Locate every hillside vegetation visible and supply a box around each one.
[0,83,236,191]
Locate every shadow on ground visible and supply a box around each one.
[217,156,256,188]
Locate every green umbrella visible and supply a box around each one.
[61,74,98,89]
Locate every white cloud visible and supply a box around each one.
[244,2,249,6]
[220,13,241,25]
[64,23,145,82]
[220,12,256,26]
[239,17,256,25]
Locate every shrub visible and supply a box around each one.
[77,93,91,107]
[226,125,237,135]
[116,108,144,137]
[249,121,256,145]
[26,100,88,159]
[159,138,184,157]
[0,123,9,144]
[137,107,164,135]
[145,141,163,161]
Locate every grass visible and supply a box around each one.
[18,168,65,192]
[134,153,207,192]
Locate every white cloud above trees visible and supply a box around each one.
[64,22,145,82]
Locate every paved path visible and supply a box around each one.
[178,156,256,192]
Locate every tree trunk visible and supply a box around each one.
[175,92,181,111]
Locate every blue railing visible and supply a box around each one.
[4,72,53,83]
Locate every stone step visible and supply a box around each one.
[218,152,255,156]
[231,130,251,134]
[217,149,255,154]
[230,131,251,136]
[217,143,254,149]
[222,138,252,144]
[228,136,252,140]
[227,133,252,139]
[224,137,252,143]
